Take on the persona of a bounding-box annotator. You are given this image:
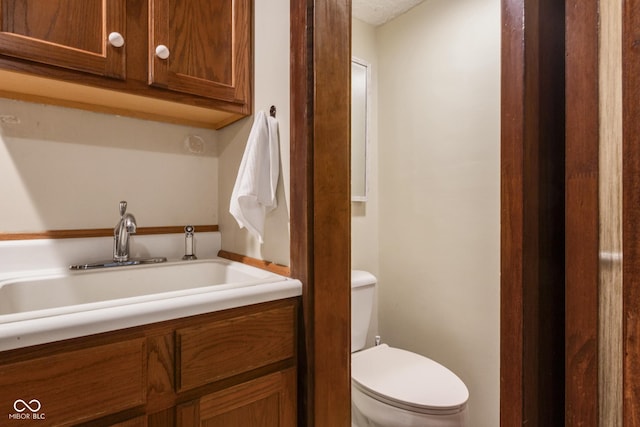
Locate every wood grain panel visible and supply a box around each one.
[0,0,126,78]
[500,0,526,421]
[110,416,148,427]
[176,304,296,391]
[566,0,600,425]
[170,1,232,84]
[2,0,103,53]
[599,0,623,423]
[196,369,296,427]
[146,333,176,412]
[217,250,291,277]
[0,338,146,426]
[623,0,640,423]
[149,0,251,106]
[148,407,176,427]
[176,401,199,427]
[0,225,218,240]
[201,394,279,427]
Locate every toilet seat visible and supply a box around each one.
[351,344,469,415]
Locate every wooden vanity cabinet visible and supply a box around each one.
[0,0,252,129]
[0,298,297,427]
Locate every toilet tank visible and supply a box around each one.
[351,270,376,352]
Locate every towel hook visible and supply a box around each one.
[270,105,276,118]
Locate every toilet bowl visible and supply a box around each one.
[351,270,469,427]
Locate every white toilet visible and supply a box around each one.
[351,270,469,427]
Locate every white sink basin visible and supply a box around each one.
[0,259,280,320]
[0,258,301,351]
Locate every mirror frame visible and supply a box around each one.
[351,56,371,202]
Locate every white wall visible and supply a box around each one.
[351,0,501,425]
[0,1,292,271]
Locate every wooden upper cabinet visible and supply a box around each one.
[149,0,251,105]
[0,0,252,128]
[0,0,126,79]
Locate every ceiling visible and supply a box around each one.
[352,0,426,26]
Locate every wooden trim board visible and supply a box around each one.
[0,225,219,241]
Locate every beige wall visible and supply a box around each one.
[0,0,291,270]
[352,18,381,345]
[351,19,380,278]
[351,0,500,425]
[0,99,218,232]
[217,0,291,266]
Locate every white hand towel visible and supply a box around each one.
[230,110,280,243]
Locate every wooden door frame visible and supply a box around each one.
[623,0,640,422]
[565,0,600,425]
[503,0,613,425]
[501,0,567,424]
[290,1,352,426]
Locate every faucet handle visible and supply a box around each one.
[119,201,128,217]
[182,225,197,260]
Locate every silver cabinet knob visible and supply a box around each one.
[155,45,170,60]
[108,32,125,48]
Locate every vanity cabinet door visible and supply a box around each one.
[0,0,126,79]
[109,416,147,427]
[176,368,296,427]
[149,0,251,107]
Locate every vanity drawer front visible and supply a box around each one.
[177,303,296,391]
[0,338,146,426]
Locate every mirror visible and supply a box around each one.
[351,57,370,202]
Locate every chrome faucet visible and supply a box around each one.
[113,201,137,262]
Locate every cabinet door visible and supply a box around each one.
[149,0,251,106]
[0,0,126,79]
[110,416,147,427]
[177,368,296,427]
